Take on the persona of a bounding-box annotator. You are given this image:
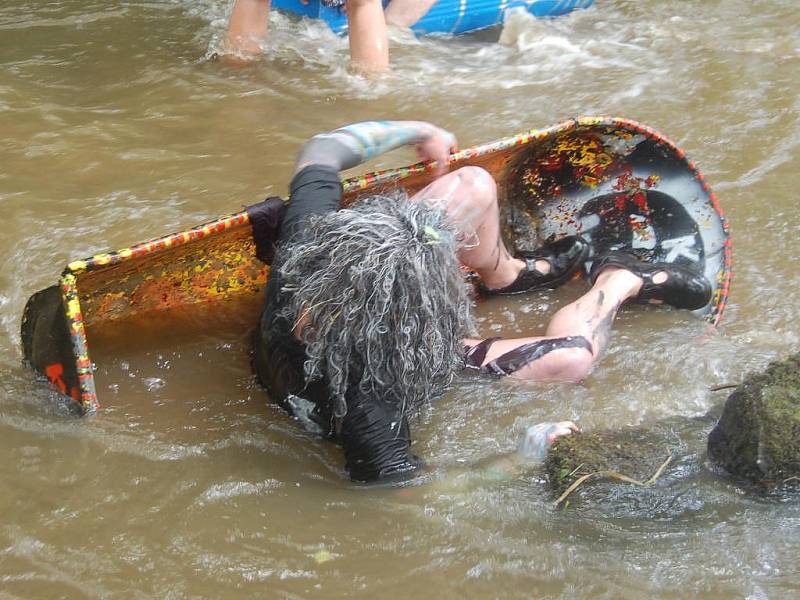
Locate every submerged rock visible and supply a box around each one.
[543,416,698,497]
[707,353,800,484]
[541,415,717,516]
[545,428,670,493]
[542,353,800,511]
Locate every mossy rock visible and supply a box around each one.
[545,426,677,494]
[707,353,800,484]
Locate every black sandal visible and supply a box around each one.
[479,236,589,296]
[589,251,712,310]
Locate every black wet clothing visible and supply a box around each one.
[464,336,594,376]
[249,165,420,483]
[247,165,587,483]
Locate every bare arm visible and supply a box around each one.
[400,421,579,495]
[294,120,457,175]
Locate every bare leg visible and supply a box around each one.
[412,168,646,383]
[224,0,271,58]
[347,0,390,74]
[384,0,439,28]
[543,268,642,356]
[464,267,643,382]
[411,167,548,290]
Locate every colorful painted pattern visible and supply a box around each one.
[502,121,730,327]
[66,212,252,275]
[342,116,731,327]
[58,212,260,413]
[35,116,730,414]
[61,272,97,411]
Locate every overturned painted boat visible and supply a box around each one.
[272,0,593,36]
[20,116,731,414]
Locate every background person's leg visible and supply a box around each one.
[384,0,439,28]
[224,0,271,57]
[346,0,390,73]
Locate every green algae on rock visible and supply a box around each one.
[544,426,678,495]
[707,353,800,484]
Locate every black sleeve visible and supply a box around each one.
[245,196,286,264]
[339,397,421,483]
[246,164,342,262]
[281,164,343,243]
[252,163,417,483]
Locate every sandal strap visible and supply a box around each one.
[479,236,588,296]
[590,251,711,310]
[524,256,544,275]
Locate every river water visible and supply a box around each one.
[1,0,799,597]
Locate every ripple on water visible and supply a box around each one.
[2,0,800,596]
[193,479,284,507]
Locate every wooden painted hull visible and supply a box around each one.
[20,116,732,414]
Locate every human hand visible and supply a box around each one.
[518,421,580,462]
[415,125,457,176]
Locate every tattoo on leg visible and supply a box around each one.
[587,299,621,354]
[492,235,504,271]
[595,291,605,310]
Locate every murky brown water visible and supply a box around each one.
[2,0,799,597]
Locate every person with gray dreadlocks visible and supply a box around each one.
[245,120,712,483]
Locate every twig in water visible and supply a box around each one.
[554,453,673,508]
[567,463,585,478]
[644,454,673,485]
[709,383,739,392]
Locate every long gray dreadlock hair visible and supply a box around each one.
[278,194,476,421]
